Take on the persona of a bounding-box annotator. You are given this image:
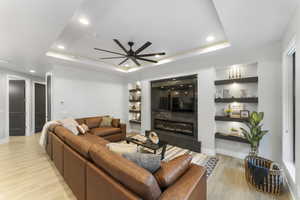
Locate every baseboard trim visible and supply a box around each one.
[216,148,248,159]
[0,137,9,144]
[202,148,216,156]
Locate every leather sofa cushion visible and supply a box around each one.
[154,154,192,188]
[63,131,109,158]
[85,117,102,129]
[158,164,207,200]
[89,144,162,200]
[90,127,121,137]
[64,133,92,158]
[83,133,109,146]
[55,126,75,141]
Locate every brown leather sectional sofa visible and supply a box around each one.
[46,116,207,200]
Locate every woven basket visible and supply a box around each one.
[244,155,283,195]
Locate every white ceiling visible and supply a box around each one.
[0,0,84,75]
[212,0,299,48]
[0,0,298,76]
[51,0,227,68]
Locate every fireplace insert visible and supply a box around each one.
[151,74,200,152]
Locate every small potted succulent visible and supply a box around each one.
[240,112,269,155]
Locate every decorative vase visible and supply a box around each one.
[249,144,259,156]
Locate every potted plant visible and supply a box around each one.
[240,112,269,155]
[224,108,232,117]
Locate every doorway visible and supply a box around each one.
[46,74,52,122]
[34,83,46,133]
[9,80,26,136]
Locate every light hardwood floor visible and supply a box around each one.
[0,134,292,200]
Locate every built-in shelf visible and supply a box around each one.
[215,132,250,144]
[129,120,141,124]
[129,99,141,103]
[129,110,141,113]
[214,76,258,85]
[129,88,141,92]
[215,116,248,122]
[215,97,258,103]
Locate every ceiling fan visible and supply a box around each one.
[94,39,166,66]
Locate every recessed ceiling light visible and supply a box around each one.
[79,17,90,25]
[155,55,160,58]
[29,70,36,73]
[57,45,65,50]
[206,36,215,42]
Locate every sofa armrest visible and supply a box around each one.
[120,123,127,139]
[159,164,207,200]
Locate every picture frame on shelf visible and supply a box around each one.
[240,110,250,119]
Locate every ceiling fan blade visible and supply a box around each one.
[100,56,126,60]
[137,52,166,57]
[113,39,129,54]
[119,57,129,65]
[94,48,126,56]
[131,57,141,66]
[135,41,152,54]
[136,57,158,63]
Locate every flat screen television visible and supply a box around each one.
[172,96,194,112]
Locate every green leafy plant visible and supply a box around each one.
[240,112,269,155]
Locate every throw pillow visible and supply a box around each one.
[100,116,113,127]
[77,123,89,135]
[154,154,192,188]
[111,118,120,128]
[106,143,138,155]
[123,153,161,173]
[59,118,79,135]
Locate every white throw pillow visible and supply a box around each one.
[60,118,79,135]
[106,143,138,155]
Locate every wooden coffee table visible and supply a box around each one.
[125,136,167,160]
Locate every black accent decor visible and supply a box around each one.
[215,132,250,144]
[95,39,166,66]
[129,120,141,124]
[214,77,258,85]
[129,110,141,113]
[215,97,258,103]
[151,74,200,152]
[129,88,141,92]
[215,116,249,122]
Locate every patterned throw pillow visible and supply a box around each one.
[77,123,89,135]
[123,153,161,173]
[100,116,113,127]
[111,118,120,128]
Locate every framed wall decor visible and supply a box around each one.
[240,110,250,119]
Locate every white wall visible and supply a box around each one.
[128,42,282,160]
[0,67,44,143]
[51,65,128,122]
[282,6,300,199]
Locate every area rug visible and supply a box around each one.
[160,145,218,177]
[120,140,218,177]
